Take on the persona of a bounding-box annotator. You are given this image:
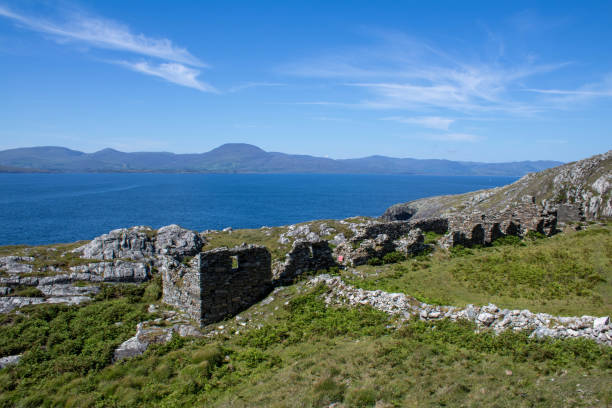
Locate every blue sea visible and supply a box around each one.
[0,174,516,246]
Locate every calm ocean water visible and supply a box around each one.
[0,173,516,246]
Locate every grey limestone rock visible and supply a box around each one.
[0,256,33,274]
[73,226,156,261]
[114,317,202,361]
[0,354,21,369]
[329,233,347,246]
[155,224,204,259]
[37,284,100,297]
[0,297,45,313]
[70,260,151,282]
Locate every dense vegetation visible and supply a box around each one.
[0,224,611,407]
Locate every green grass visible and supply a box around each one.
[0,223,611,407]
[0,241,97,275]
[6,286,44,297]
[342,225,612,316]
[1,284,609,407]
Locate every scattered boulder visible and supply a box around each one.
[0,355,21,369]
[155,224,204,259]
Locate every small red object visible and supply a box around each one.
[338,255,344,262]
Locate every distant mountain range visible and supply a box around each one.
[0,144,563,176]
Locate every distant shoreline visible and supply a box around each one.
[0,143,562,177]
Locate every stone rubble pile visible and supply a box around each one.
[277,223,330,245]
[309,275,612,347]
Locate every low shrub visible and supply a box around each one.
[382,251,405,264]
[367,257,383,266]
[492,235,524,247]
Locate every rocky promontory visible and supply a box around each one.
[383,150,612,223]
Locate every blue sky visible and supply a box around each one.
[0,1,611,162]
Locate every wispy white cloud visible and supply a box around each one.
[116,61,216,92]
[382,116,454,130]
[521,74,612,107]
[280,31,586,115]
[524,89,612,96]
[0,5,203,66]
[0,3,215,91]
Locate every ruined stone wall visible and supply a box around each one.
[273,239,336,285]
[200,245,271,324]
[440,204,557,248]
[161,258,203,323]
[354,217,448,241]
[162,244,272,326]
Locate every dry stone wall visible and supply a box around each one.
[272,239,336,285]
[162,244,272,326]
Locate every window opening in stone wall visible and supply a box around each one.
[308,245,314,258]
[231,255,239,269]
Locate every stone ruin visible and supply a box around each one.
[273,239,336,285]
[0,202,564,325]
[439,204,557,248]
[162,238,338,325]
[162,244,272,326]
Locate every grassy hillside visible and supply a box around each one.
[0,224,611,407]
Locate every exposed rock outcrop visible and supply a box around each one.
[155,224,204,259]
[0,224,202,314]
[70,260,151,282]
[0,256,34,274]
[113,309,202,361]
[0,296,90,314]
[72,224,203,266]
[73,226,156,261]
